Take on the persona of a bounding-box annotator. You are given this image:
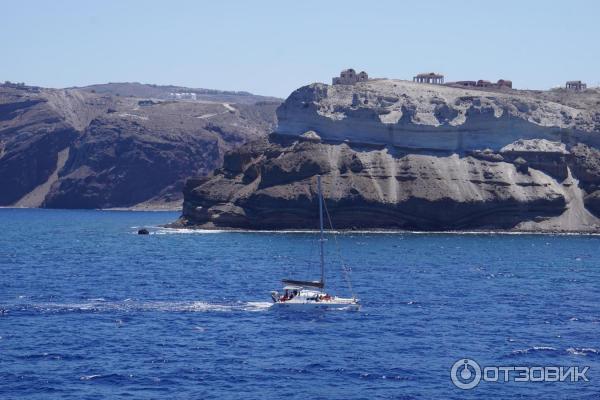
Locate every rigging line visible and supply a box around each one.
[322,194,356,299]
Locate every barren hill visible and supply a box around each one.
[77,82,280,105]
[0,82,280,209]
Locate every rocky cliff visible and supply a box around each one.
[0,82,279,209]
[178,79,600,231]
[277,80,600,150]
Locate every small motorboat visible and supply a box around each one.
[270,175,359,309]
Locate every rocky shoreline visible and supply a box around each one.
[165,224,600,235]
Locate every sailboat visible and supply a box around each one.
[270,175,359,309]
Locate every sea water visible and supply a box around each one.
[1,208,599,399]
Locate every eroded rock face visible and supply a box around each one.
[178,81,600,231]
[500,139,569,181]
[0,87,92,205]
[584,191,600,216]
[178,135,578,230]
[568,143,600,192]
[276,80,600,151]
[0,83,280,208]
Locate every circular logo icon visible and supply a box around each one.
[451,358,482,390]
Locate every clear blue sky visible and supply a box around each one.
[1,0,598,98]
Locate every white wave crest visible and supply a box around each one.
[567,347,600,356]
[512,346,557,355]
[16,300,273,314]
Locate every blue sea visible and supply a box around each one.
[1,208,600,399]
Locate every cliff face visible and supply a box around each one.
[0,87,100,206]
[276,80,600,151]
[179,80,600,231]
[0,83,279,209]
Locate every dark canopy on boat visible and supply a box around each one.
[282,279,324,289]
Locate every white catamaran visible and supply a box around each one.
[270,175,359,309]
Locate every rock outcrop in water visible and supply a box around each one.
[0,82,280,209]
[178,79,600,231]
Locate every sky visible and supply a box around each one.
[1,0,599,98]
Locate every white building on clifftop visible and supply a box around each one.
[168,92,197,100]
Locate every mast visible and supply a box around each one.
[318,175,325,287]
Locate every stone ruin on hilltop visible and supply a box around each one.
[332,69,369,85]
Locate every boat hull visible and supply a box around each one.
[271,298,360,310]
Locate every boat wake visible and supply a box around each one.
[2,299,363,315]
[151,227,228,235]
[508,346,600,357]
[2,299,274,315]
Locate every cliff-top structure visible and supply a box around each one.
[566,80,587,91]
[413,72,445,84]
[449,79,513,89]
[332,69,369,85]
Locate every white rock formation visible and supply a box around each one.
[277,79,600,152]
